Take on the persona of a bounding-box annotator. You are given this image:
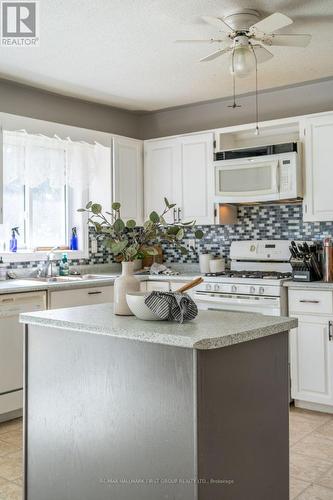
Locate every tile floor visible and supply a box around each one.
[0,406,333,499]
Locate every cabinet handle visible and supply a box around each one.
[329,321,333,342]
[177,208,181,222]
[173,208,177,223]
[299,300,319,304]
[88,291,102,295]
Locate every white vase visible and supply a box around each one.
[114,261,140,316]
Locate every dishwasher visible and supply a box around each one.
[0,291,46,420]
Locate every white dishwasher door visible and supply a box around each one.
[0,291,46,417]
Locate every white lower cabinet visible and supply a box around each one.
[49,286,114,309]
[145,281,170,292]
[289,289,333,410]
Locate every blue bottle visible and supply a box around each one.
[70,227,78,251]
[9,227,19,252]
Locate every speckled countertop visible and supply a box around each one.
[284,281,333,290]
[20,303,297,350]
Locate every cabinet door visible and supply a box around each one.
[49,286,114,309]
[179,133,214,225]
[113,137,144,225]
[146,281,170,292]
[302,113,333,221]
[290,315,333,405]
[144,139,181,223]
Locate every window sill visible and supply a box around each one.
[1,250,89,263]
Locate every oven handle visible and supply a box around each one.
[193,292,279,306]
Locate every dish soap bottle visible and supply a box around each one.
[0,257,6,281]
[70,227,78,250]
[59,253,69,276]
[9,227,19,252]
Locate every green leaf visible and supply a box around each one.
[195,229,204,239]
[179,246,188,255]
[164,197,170,208]
[169,203,176,209]
[91,203,102,214]
[109,239,128,254]
[113,218,125,232]
[143,220,153,230]
[86,201,92,209]
[181,220,195,226]
[176,228,185,241]
[149,211,160,223]
[112,202,121,210]
[77,208,86,212]
[126,219,136,229]
[145,248,159,256]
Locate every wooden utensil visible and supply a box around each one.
[176,277,204,293]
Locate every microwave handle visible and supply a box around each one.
[275,161,280,192]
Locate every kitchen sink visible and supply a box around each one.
[28,274,119,283]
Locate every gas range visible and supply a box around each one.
[193,240,292,316]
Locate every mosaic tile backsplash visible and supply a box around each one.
[3,203,333,269]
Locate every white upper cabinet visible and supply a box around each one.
[302,112,333,221]
[178,133,214,225]
[113,137,144,225]
[144,138,181,223]
[144,133,214,225]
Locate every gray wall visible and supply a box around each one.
[140,78,333,139]
[2,76,333,141]
[0,78,141,139]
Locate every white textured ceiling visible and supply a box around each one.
[0,0,332,111]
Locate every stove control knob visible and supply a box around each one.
[250,286,256,294]
[259,287,265,295]
[214,284,220,292]
[206,284,212,291]
[231,285,237,293]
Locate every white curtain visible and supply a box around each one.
[3,131,101,189]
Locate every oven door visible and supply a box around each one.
[215,159,279,203]
[193,292,281,316]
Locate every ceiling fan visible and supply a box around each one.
[176,9,312,78]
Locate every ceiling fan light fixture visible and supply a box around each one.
[230,44,256,78]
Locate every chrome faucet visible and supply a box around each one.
[38,247,59,278]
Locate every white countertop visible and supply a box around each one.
[284,281,333,290]
[20,303,297,350]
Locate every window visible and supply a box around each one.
[1,131,98,256]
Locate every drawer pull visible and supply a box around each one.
[329,321,333,342]
[88,291,102,295]
[299,300,320,304]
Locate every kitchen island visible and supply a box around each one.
[20,304,297,500]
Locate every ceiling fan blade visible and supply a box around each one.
[251,45,274,64]
[259,33,312,47]
[175,38,225,44]
[200,47,231,62]
[201,15,234,33]
[250,12,293,34]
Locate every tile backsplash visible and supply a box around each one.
[161,204,333,264]
[3,203,333,270]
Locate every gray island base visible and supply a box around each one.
[20,304,297,500]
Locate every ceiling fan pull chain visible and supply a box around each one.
[228,49,241,109]
[252,46,260,135]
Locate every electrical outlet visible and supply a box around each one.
[91,238,98,254]
[187,239,196,250]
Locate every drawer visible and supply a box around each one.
[49,286,114,309]
[289,289,333,314]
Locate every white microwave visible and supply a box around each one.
[214,151,302,203]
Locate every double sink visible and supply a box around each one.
[30,274,120,284]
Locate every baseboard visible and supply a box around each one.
[294,399,333,415]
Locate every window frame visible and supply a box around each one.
[0,113,112,263]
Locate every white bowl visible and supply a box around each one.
[126,292,162,321]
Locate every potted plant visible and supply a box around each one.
[79,199,203,315]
